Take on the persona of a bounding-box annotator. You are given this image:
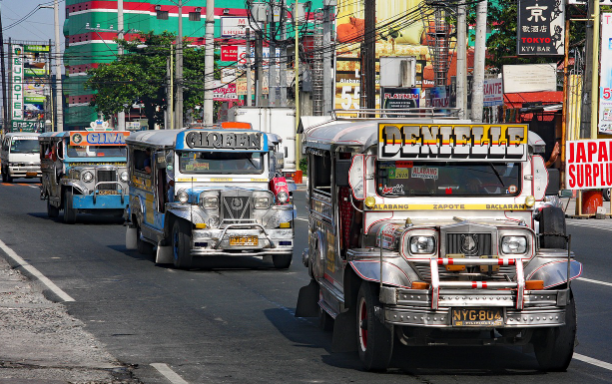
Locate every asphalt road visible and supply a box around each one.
[0,180,611,384]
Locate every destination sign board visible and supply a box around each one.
[185,131,263,151]
[378,124,528,162]
[69,132,129,146]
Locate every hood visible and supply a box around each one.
[7,153,40,165]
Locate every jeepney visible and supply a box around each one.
[296,116,582,372]
[124,125,296,269]
[39,131,130,223]
[1,132,42,182]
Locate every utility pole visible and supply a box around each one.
[294,0,299,132]
[246,28,253,107]
[0,3,8,132]
[203,0,215,127]
[456,1,467,119]
[364,0,376,112]
[256,30,264,107]
[471,0,487,123]
[117,0,125,131]
[176,0,184,129]
[269,0,278,107]
[322,2,333,115]
[53,0,63,131]
[167,45,174,129]
[590,0,600,139]
[279,0,287,107]
[581,0,596,139]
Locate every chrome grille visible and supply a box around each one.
[97,170,117,190]
[221,196,251,221]
[446,233,492,257]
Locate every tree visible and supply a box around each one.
[86,31,217,129]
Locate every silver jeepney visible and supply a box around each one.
[125,127,296,269]
[296,115,581,372]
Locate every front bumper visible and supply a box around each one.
[72,193,128,210]
[9,165,41,178]
[380,287,569,328]
[191,225,294,257]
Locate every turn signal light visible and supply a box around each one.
[365,196,376,209]
[195,223,207,229]
[411,281,430,290]
[525,280,544,290]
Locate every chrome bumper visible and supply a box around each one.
[191,225,293,257]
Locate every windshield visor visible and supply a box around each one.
[377,161,521,197]
[67,145,127,158]
[179,151,264,174]
[10,139,39,154]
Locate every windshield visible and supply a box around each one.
[178,151,264,174]
[10,139,39,154]
[377,161,521,197]
[67,145,127,158]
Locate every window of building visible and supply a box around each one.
[189,12,201,21]
[157,10,169,20]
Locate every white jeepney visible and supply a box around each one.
[296,115,582,372]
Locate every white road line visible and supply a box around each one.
[577,277,612,288]
[151,363,189,384]
[574,353,612,371]
[29,185,39,190]
[0,239,75,302]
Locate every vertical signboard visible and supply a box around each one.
[11,45,24,121]
[517,0,565,55]
[599,14,612,134]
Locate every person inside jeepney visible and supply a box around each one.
[143,148,152,174]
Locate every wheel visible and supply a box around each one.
[356,282,394,371]
[63,190,77,224]
[172,219,192,269]
[539,206,566,249]
[272,254,292,269]
[136,225,155,255]
[533,290,577,372]
[47,200,59,219]
[604,189,611,202]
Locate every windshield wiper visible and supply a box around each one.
[489,164,505,187]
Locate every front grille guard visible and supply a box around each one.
[211,223,277,249]
[93,181,125,205]
[377,231,573,311]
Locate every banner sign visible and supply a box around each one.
[212,81,238,101]
[599,14,612,134]
[382,88,420,110]
[517,0,565,55]
[566,139,612,190]
[378,123,528,162]
[220,17,254,37]
[11,120,43,132]
[11,45,24,120]
[221,45,238,62]
[69,132,129,146]
[502,64,557,93]
[483,78,504,107]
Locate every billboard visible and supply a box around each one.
[9,44,50,132]
[517,0,565,56]
[599,13,612,134]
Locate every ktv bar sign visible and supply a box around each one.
[378,124,528,162]
[566,139,612,190]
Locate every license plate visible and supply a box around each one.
[26,172,37,177]
[229,235,258,246]
[451,308,504,327]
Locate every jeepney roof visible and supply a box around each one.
[5,132,40,138]
[125,128,282,149]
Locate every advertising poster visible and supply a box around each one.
[599,13,612,134]
[565,139,612,189]
[517,0,565,56]
[334,0,450,112]
[382,87,420,109]
[483,78,504,107]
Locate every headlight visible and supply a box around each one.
[501,236,527,254]
[201,196,219,209]
[276,191,289,204]
[82,171,94,183]
[120,171,129,182]
[410,236,435,254]
[177,189,189,204]
[254,196,271,209]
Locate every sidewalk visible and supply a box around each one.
[0,256,141,384]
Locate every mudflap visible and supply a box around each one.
[332,308,358,352]
[155,245,173,265]
[125,226,137,250]
[295,279,320,318]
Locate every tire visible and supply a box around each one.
[604,189,611,202]
[136,225,155,255]
[356,282,394,371]
[5,167,12,183]
[1,166,6,182]
[47,200,59,219]
[172,219,192,269]
[540,206,566,249]
[272,254,292,269]
[533,290,577,372]
[63,190,77,224]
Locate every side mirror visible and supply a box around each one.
[348,155,365,200]
[532,155,547,200]
[335,159,351,187]
[156,151,167,169]
[275,152,284,170]
[57,141,64,160]
[546,167,560,196]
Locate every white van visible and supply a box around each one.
[1,132,42,183]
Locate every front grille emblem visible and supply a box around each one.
[231,198,244,211]
[460,234,478,254]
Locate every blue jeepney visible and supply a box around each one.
[39,131,130,223]
[124,126,296,269]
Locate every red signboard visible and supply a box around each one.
[566,139,612,189]
[221,46,239,62]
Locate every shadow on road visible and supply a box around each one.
[27,212,124,225]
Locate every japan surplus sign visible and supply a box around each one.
[517,0,565,56]
[566,140,612,190]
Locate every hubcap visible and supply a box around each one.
[358,297,368,351]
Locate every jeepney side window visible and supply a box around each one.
[312,153,332,196]
[133,149,152,177]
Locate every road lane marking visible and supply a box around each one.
[578,277,612,288]
[574,353,612,371]
[150,363,189,384]
[1,183,13,187]
[0,239,75,302]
